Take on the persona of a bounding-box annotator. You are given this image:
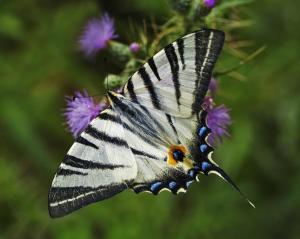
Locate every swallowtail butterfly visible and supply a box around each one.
[49,29,254,218]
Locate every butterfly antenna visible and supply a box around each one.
[106,73,109,92]
[103,57,109,93]
[72,93,102,101]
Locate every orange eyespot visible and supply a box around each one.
[167,145,188,166]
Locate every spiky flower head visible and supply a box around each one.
[207,105,231,145]
[79,13,118,57]
[64,91,106,137]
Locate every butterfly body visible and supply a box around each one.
[49,29,253,218]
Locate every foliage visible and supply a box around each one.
[66,0,257,140]
[0,0,300,239]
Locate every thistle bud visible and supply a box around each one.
[108,41,131,65]
[170,0,192,15]
[105,74,127,89]
[129,42,140,53]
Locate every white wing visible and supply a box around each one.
[48,109,137,218]
[123,29,224,117]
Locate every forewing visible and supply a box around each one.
[123,29,224,118]
[48,109,137,218]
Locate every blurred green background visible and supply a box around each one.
[1,0,299,238]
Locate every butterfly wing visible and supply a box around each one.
[48,109,137,218]
[108,93,209,195]
[123,29,224,118]
[49,28,225,217]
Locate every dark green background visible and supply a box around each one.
[1,0,299,238]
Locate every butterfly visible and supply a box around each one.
[48,29,254,218]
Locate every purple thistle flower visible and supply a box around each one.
[129,42,140,53]
[206,105,231,145]
[79,13,118,57]
[203,0,216,8]
[64,91,106,137]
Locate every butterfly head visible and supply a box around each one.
[107,91,124,106]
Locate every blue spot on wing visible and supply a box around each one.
[201,162,211,171]
[150,182,162,192]
[199,126,207,137]
[168,181,177,190]
[200,144,208,153]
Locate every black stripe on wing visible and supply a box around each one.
[85,125,128,147]
[176,38,185,70]
[98,111,122,124]
[138,66,161,110]
[130,147,160,160]
[63,155,127,170]
[126,77,138,102]
[164,44,181,109]
[148,57,162,81]
[49,184,127,218]
[75,110,124,150]
[57,168,88,176]
[75,136,98,149]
